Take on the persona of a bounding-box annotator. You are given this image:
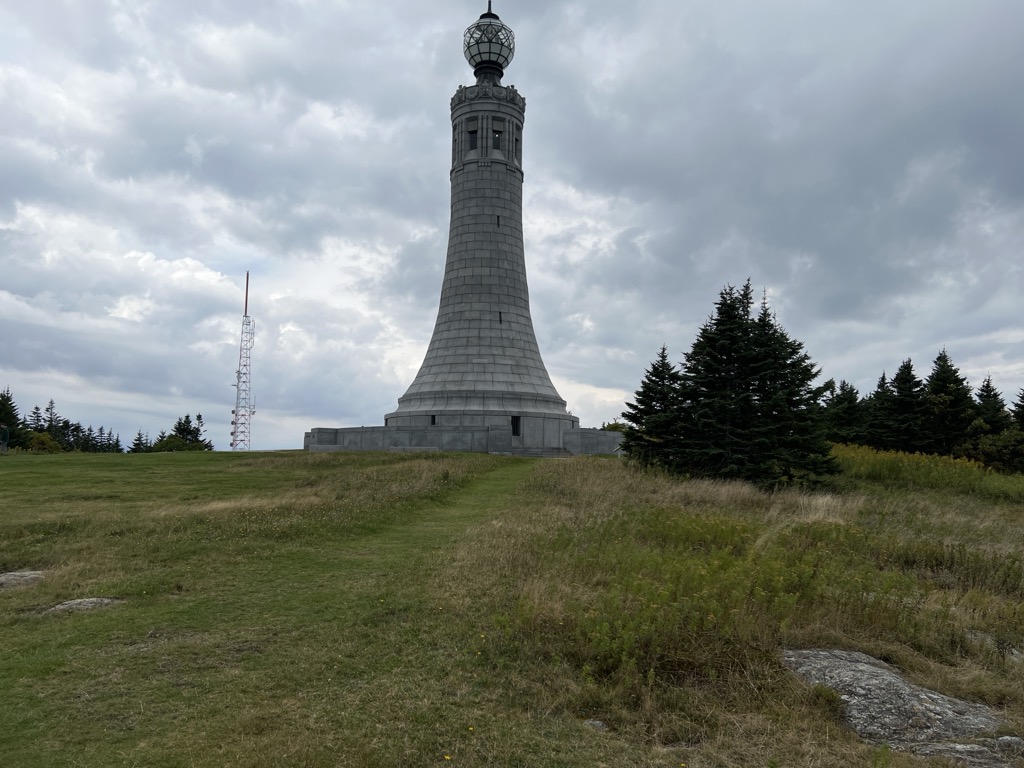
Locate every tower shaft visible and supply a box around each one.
[231,272,255,450]
[386,81,577,448]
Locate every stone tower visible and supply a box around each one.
[304,5,621,456]
[383,3,579,451]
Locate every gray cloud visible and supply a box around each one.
[2,0,1023,447]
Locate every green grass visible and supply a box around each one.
[1,448,1023,766]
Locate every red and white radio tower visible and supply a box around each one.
[230,271,255,450]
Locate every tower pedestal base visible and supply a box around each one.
[303,424,622,457]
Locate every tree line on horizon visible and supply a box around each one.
[0,389,213,453]
[822,353,1024,473]
[620,280,1024,484]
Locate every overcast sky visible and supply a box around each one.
[2,0,1023,450]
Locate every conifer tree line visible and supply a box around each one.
[823,353,1024,473]
[0,389,213,453]
[621,281,1024,484]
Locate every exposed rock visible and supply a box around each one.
[914,741,1013,767]
[783,649,1017,767]
[0,571,44,589]
[43,597,123,615]
[583,719,609,732]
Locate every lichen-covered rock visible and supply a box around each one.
[0,571,44,589]
[43,597,122,615]
[783,649,1016,767]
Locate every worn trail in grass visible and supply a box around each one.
[2,457,660,768]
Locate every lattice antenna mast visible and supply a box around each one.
[230,271,255,450]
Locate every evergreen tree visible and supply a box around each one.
[43,399,71,448]
[0,387,28,449]
[152,414,214,452]
[746,294,835,481]
[676,281,835,484]
[65,421,83,451]
[889,359,927,453]
[83,426,97,452]
[923,350,976,455]
[27,405,44,432]
[1012,389,1024,430]
[45,399,60,434]
[822,379,864,444]
[959,376,1016,470]
[621,346,684,470]
[129,430,151,453]
[195,414,212,449]
[973,376,1012,435]
[861,373,896,451]
[676,282,759,479]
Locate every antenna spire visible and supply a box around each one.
[231,271,256,450]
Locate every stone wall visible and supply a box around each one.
[304,425,621,456]
[562,428,623,455]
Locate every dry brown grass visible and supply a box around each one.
[436,456,1024,766]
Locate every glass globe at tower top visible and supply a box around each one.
[463,2,515,84]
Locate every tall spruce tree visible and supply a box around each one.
[676,281,835,484]
[747,294,836,481]
[822,379,864,444]
[923,350,976,455]
[621,346,684,470]
[27,405,44,432]
[65,421,83,451]
[961,376,1020,471]
[0,387,28,449]
[44,399,68,447]
[861,373,896,451]
[676,282,758,479]
[889,359,927,453]
[973,375,1012,435]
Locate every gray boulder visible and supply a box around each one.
[0,571,44,589]
[43,597,123,615]
[783,649,1019,767]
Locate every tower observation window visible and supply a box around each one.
[492,118,504,151]
[511,415,521,437]
[468,117,478,151]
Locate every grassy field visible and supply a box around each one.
[1,447,1022,767]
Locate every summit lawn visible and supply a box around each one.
[1,448,1022,767]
